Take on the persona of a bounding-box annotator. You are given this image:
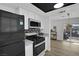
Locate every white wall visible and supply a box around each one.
[18,8,50,51]
[41,17,51,51]
[0,4,16,13]
[48,4,79,41]
[47,4,79,18]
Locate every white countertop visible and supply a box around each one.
[25,33,37,36]
[25,32,49,37]
[25,39,33,46]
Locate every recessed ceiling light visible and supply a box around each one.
[54,3,64,8]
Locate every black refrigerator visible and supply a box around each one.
[0,10,25,56]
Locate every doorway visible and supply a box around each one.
[50,26,57,40]
[63,23,79,43]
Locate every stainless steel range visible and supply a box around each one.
[26,35,45,56]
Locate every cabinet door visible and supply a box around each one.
[10,18,17,32]
[0,41,25,56]
[0,17,18,32]
[25,44,33,56]
[0,17,10,32]
[10,15,24,32]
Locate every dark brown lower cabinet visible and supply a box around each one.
[0,10,25,56]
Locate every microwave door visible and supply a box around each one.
[30,21,41,27]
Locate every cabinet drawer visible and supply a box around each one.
[0,41,25,56]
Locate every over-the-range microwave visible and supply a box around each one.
[28,18,41,28]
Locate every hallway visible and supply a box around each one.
[45,40,79,56]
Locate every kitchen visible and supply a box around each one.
[0,3,50,56]
[0,3,79,56]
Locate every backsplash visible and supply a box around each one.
[25,28,40,33]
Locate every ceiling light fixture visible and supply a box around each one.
[54,3,64,8]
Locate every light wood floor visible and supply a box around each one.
[45,40,79,56]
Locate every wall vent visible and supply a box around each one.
[59,10,65,13]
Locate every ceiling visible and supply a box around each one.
[32,3,75,13]
[0,3,77,16]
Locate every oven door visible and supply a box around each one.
[33,42,45,56]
